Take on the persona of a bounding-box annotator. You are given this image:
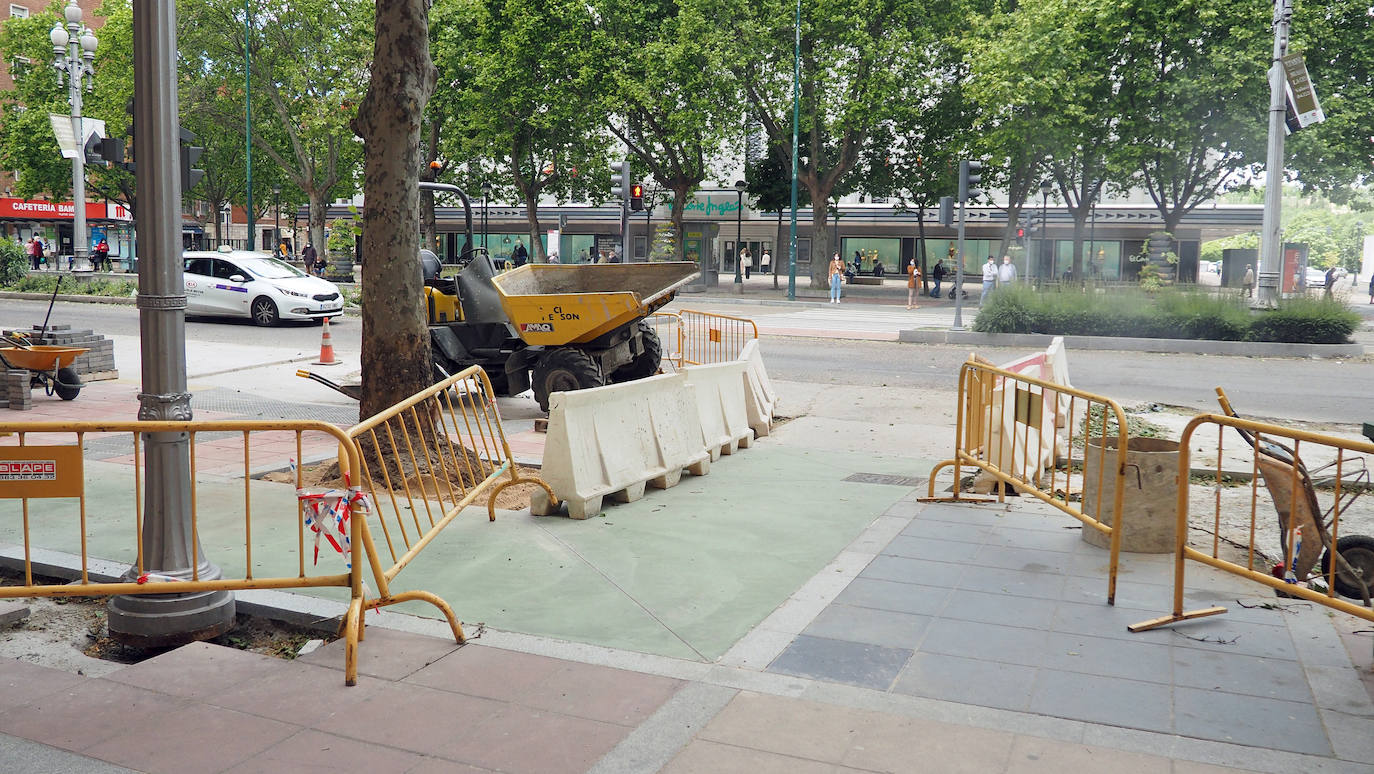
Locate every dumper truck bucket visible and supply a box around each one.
[489,262,699,345]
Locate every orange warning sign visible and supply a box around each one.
[0,445,83,499]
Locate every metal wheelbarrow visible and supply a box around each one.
[0,336,87,401]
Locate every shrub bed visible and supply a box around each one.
[1,273,137,297]
[972,285,1358,344]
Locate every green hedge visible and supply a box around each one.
[1,273,137,297]
[0,241,26,286]
[973,285,1358,344]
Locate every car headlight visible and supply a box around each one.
[276,286,308,298]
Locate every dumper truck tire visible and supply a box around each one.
[612,321,662,383]
[533,348,603,412]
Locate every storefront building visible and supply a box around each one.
[0,196,134,268]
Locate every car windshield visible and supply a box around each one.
[240,256,307,280]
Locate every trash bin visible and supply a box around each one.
[1081,436,1179,553]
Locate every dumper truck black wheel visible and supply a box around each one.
[1321,534,1374,601]
[533,348,603,412]
[612,322,662,383]
[54,367,82,401]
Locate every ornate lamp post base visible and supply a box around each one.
[108,577,235,649]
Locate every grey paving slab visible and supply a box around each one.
[831,577,953,617]
[862,554,966,587]
[1174,686,1331,756]
[1037,631,1174,684]
[1169,616,1300,662]
[955,564,1067,599]
[937,587,1061,629]
[802,603,932,649]
[0,733,140,774]
[1028,669,1173,734]
[919,618,1050,668]
[1049,599,1174,644]
[883,534,984,562]
[767,634,912,691]
[899,517,995,544]
[1172,648,1312,702]
[891,652,1037,712]
[1319,709,1374,765]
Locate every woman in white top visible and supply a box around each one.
[740,247,752,278]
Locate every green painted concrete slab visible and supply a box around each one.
[2,446,929,662]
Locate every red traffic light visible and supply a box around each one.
[629,183,645,211]
[1017,228,1025,238]
[630,183,643,198]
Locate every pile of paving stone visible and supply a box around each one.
[2,325,118,380]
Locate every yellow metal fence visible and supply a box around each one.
[676,309,759,365]
[927,358,1127,604]
[343,367,555,645]
[0,420,369,683]
[1130,406,1374,634]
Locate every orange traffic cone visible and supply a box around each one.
[314,317,339,365]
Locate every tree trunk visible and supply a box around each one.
[669,188,689,262]
[352,0,437,420]
[809,205,830,288]
[1070,215,1086,283]
[308,190,328,267]
[522,188,545,263]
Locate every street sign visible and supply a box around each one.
[49,115,106,160]
[0,445,84,499]
[1281,53,1324,131]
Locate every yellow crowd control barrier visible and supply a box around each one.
[343,366,556,645]
[677,309,759,365]
[648,311,684,370]
[1130,397,1374,634]
[0,420,369,684]
[927,357,1126,604]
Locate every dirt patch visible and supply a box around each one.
[1,568,338,675]
[261,460,545,511]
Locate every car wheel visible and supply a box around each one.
[251,296,280,327]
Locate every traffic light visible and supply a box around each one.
[83,132,104,165]
[179,127,204,192]
[938,196,953,226]
[609,160,629,200]
[958,159,983,203]
[1016,227,1024,239]
[629,183,644,211]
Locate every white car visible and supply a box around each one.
[1305,267,1328,288]
[183,250,343,325]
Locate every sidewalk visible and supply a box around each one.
[2,494,1372,773]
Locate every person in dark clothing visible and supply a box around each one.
[94,239,110,272]
[301,243,318,273]
[511,241,529,267]
[932,259,946,297]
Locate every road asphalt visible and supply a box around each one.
[0,277,1372,773]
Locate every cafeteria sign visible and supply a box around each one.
[0,446,83,499]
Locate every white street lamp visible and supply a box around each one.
[50,0,97,272]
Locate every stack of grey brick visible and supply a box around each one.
[2,325,118,379]
[4,370,30,410]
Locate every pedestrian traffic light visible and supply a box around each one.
[629,183,644,211]
[958,159,983,203]
[609,160,629,200]
[938,196,953,227]
[1016,227,1024,239]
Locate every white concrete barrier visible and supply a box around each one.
[738,339,776,438]
[683,360,754,460]
[974,337,1073,492]
[530,372,711,519]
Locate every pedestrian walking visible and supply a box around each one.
[1242,265,1255,297]
[828,252,845,303]
[94,238,110,272]
[932,258,945,297]
[27,237,40,270]
[760,249,770,275]
[741,247,752,278]
[979,255,997,305]
[301,242,318,275]
[997,255,1017,286]
[1368,273,1373,304]
[1324,266,1336,299]
[906,259,922,310]
[511,240,528,267]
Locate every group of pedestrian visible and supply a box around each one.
[25,236,47,270]
[979,254,1017,304]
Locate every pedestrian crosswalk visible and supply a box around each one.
[752,305,965,339]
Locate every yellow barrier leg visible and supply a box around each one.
[343,597,363,687]
[373,590,467,644]
[1128,607,1227,633]
[487,476,557,522]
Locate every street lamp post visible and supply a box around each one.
[481,181,491,252]
[50,1,96,273]
[734,179,746,294]
[787,0,800,301]
[108,0,235,647]
[1039,180,1052,283]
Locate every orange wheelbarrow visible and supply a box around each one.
[0,339,87,401]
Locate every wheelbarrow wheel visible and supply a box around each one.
[532,348,603,412]
[1320,534,1374,602]
[54,366,82,401]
